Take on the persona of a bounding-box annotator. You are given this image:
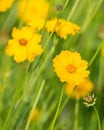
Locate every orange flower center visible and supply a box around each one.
[66,64,76,73]
[19,39,27,46]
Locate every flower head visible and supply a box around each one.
[0,0,14,12]
[65,79,94,99]
[6,26,43,63]
[28,18,45,32]
[56,4,63,11]
[18,0,49,22]
[83,94,96,107]
[45,18,80,39]
[53,50,90,85]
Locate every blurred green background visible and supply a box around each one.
[0,0,104,130]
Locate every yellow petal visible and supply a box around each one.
[14,46,27,62]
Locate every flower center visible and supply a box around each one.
[66,64,76,73]
[19,39,27,46]
[85,95,94,104]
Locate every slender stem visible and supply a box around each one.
[89,40,104,67]
[93,106,101,130]
[63,0,70,10]
[43,19,59,51]
[18,42,56,107]
[25,80,45,130]
[28,34,57,90]
[59,85,77,113]
[73,98,79,130]
[81,0,103,33]
[48,87,64,130]
[3,70,22,130]
[60,95,70,113]
[26,62,32,73]
[81,2,95,33]
[32,44,55,87]
[97,56,104,94]
[3,87,19,130]
[67,0,80,20]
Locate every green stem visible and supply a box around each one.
[59,85,77,114]
[3,87,19,130]
[67,0,80,20]
[2,70,22,130]
[15,41,56,109]
[89,40,104,67]
[97,55,104,94]
[81,2,95,33]
[81,0,103,33]
[33,44,55,85]
[25,62,32,73]
[25,80,45,130]
[43,19,59,51]
[25,38,57,98]
[48,87,64,130]
[63,0,70,10]
[73,98,79,130]
[59,94,70,113]
[93,106,101,130]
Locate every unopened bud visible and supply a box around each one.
[56,4,63,11]
[83,94,96,107]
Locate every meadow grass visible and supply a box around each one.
[0,0,104,130]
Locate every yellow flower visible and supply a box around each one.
[45,18,80,39]
[0,0,14,12]
[28,18,45,32]
[53,50,90,85]
[18,0,49,22]
[65,79,94,98]
[56,19,80,39]
[0,85,3,93]
[30,108,40,123]
[6,26,43,63]
[45,18,58,32]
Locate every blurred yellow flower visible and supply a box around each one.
[53,50,90,85]
[0,0,14,12]
[18,0,49,22]
[6,26,43,63]
[65,79,94,98]
[28,18,45,32]
[31,108,40,123]
[0,85,3,92]
[45,18,80,39]
[45,18,58,32]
